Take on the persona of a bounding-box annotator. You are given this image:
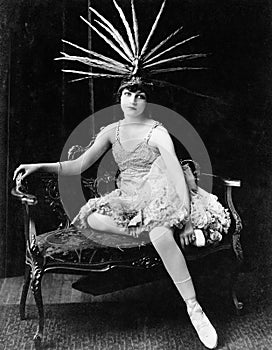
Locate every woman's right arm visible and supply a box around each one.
[13,123,115,181]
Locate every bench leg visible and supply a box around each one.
[30,263,44,349]
[230,261,244,314]
[20,265,31,320]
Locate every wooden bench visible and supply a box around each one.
[12,145,244,349]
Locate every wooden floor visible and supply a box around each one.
[2,270,267,308]
[0,275,89,305]
[0,274,168,306]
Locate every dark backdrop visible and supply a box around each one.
[1,0,271,277]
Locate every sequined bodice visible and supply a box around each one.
[112,120,161,193]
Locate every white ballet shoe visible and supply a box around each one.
[186,300,218,349]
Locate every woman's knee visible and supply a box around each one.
[149,226,182,258]
[87,212,107,231]
[87,212,126,235]
[149,225,175,245]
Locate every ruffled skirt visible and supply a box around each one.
[72,156,231,244]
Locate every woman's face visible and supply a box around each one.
[120,88,147,118]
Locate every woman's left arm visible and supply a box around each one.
[152,126,194,247]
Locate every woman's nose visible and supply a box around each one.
[130,95,137,104]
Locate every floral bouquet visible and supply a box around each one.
[190,188,231,246]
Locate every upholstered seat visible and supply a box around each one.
[36,226,156,265]
[37,224,233,266]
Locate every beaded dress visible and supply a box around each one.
[72,120,188,236]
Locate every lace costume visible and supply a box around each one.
[72,120,231,242]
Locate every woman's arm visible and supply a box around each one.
[152,126,194,248]
[13,123,114,181]
[57,124,113,176]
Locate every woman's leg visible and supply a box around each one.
[149,226,218,349]
[149,226,196,299]
[87,212,127,235]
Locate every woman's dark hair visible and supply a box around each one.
[115,78,155,103]
[115,84,149,103]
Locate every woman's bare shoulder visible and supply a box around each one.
[96,121,119,144]
[152,123,174,146]
[154,123,170,136]
[98,121,118,133]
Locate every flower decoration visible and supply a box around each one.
[191,193,231,245]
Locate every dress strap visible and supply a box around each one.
[145,121,162,143]
[115,120,121,142]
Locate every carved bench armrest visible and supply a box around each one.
[202,173,241,188]
[11,180,40,259]
[201,173,242,233]
[201,173,243,262]
[11,177,38,206]
[222,178,241,187]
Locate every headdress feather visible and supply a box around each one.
[94,19,134,60]
[142,26,183,62]
[131,0,139,56]
[112,0,137,55]
[62,70,124,78]
[149,67,208,75]
[143,35,200,64]
[60,39,128,69]
[56,53,129,74]
[139,0,166,58]
[143,53,208,70]
[88,5,134,59]
[80,16,132,63]
[56,0,208,94]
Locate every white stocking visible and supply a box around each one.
[87,212,127,235]
[149,226,196,302]
[149,226,218,349]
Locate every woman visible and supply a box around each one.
[13,79,218,349]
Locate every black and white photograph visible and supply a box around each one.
[0,0,272,349]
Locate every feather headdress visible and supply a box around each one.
[55,0,208,93]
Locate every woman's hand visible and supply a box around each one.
[180,219,195,250]
[13,164,41,181]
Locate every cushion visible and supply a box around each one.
[36,226,160,266]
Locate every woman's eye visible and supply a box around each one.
[124,92,131,96]
[137,95,146,100]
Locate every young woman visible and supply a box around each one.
[13,81,218,349]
